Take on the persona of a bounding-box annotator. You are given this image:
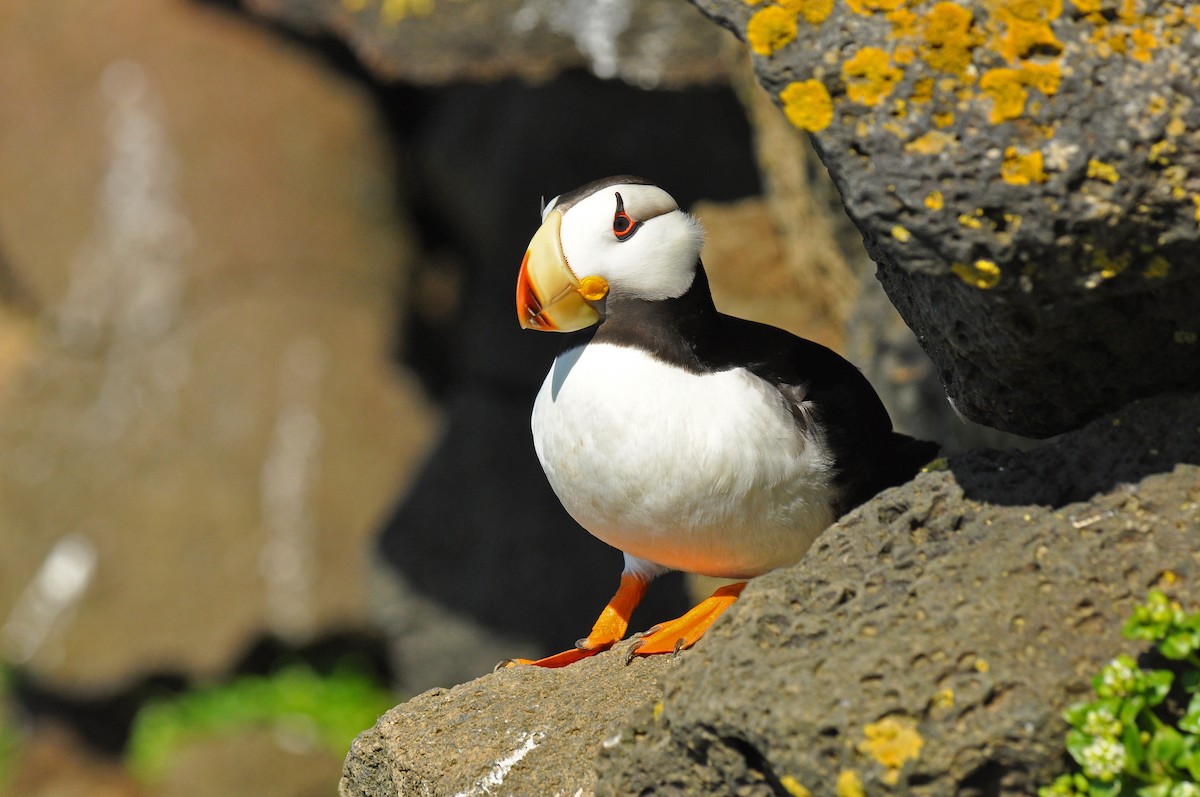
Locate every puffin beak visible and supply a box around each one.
[517,210,608,332]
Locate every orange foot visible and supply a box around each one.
[626,581,746,660]
[497,578,747,669]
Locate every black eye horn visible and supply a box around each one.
[612,191,640,241]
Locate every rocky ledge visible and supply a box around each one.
[342,391,1200,796]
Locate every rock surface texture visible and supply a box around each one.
[342,391,1200,796]
[690,0,1200,437]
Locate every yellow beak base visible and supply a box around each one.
[516,210,606,332]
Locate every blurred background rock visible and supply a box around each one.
[0,0,1024,794]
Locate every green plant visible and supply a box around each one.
[126,664,395,782]
[1041,590,1200,797]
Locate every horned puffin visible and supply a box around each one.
[506,176,938,668]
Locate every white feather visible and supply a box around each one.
[531,343,836,579]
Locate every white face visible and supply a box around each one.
[546,182,705,302]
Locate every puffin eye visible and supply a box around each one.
[612,192,640,241]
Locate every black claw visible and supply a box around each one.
[574,638,591,651]
[624,640,644,665]
[672,638,686,656]
[494,659,519,672]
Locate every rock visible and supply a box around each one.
[339,646,682,797]
[345,391,1200,796]
[242,0,732,86]
[0,0,435,689]
[598,391,1200,795]
[689,0,1200,437]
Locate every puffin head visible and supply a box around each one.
[516,176,705,331]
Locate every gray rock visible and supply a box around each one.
[344,391,1200,796]
[339,646,682,797]
[689,0,1200,437]
[243,0,731,87]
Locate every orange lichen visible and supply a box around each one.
[780,79,834,132]
[1001,146,1047,184]
[921,3,981,75]
[924,190,945,210]
[748,6,799,55]
[843,47,903,105]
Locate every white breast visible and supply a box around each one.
[531,342,837,578]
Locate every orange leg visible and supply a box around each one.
[498,577,749,669]
[627,581,746,658]
[499,573,649,669]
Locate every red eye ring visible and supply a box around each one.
[612,191,640,241]
[613,210,636,240]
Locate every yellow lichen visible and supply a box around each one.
[891,224,912,242]
[836,769,866,797]
[925,189,945,210]
[1001,146,1047,185]
[653,701,664,721]
[979,68,1028,122]
[975,657,991,673]
[1087,158,1119,183]
[843,47,903,105]
[905,130,956,154]
[1071,0,1101,11]
[1130,27,1157,61]
[1019,61,1061,94]
[922,3,981,75]
[780,0,834,24]
[1175,330,1198,345]
[911,77,935,102]
[958,212,983,229]
[860,716,925,775]
[780,79,834,132]
[952,259,1002,289]
[748,6,799,56]
[780,774,813,797]
[933,111,956,128]
[1193,195,1200,226]
[933,688,956,708]
[1093,250,1131,279]
[846,0,906,14]
[1148,140,1174,166]
[988,0,1064,62]
[1143,256,1170,279]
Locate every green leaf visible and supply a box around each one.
[1142,670,1175,706]
[1161,631,1200,661]
[1147,726,1184,769]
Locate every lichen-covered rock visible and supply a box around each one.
[242,0,731,86]
[597,391,1200,795]
[690,0,1200,436]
